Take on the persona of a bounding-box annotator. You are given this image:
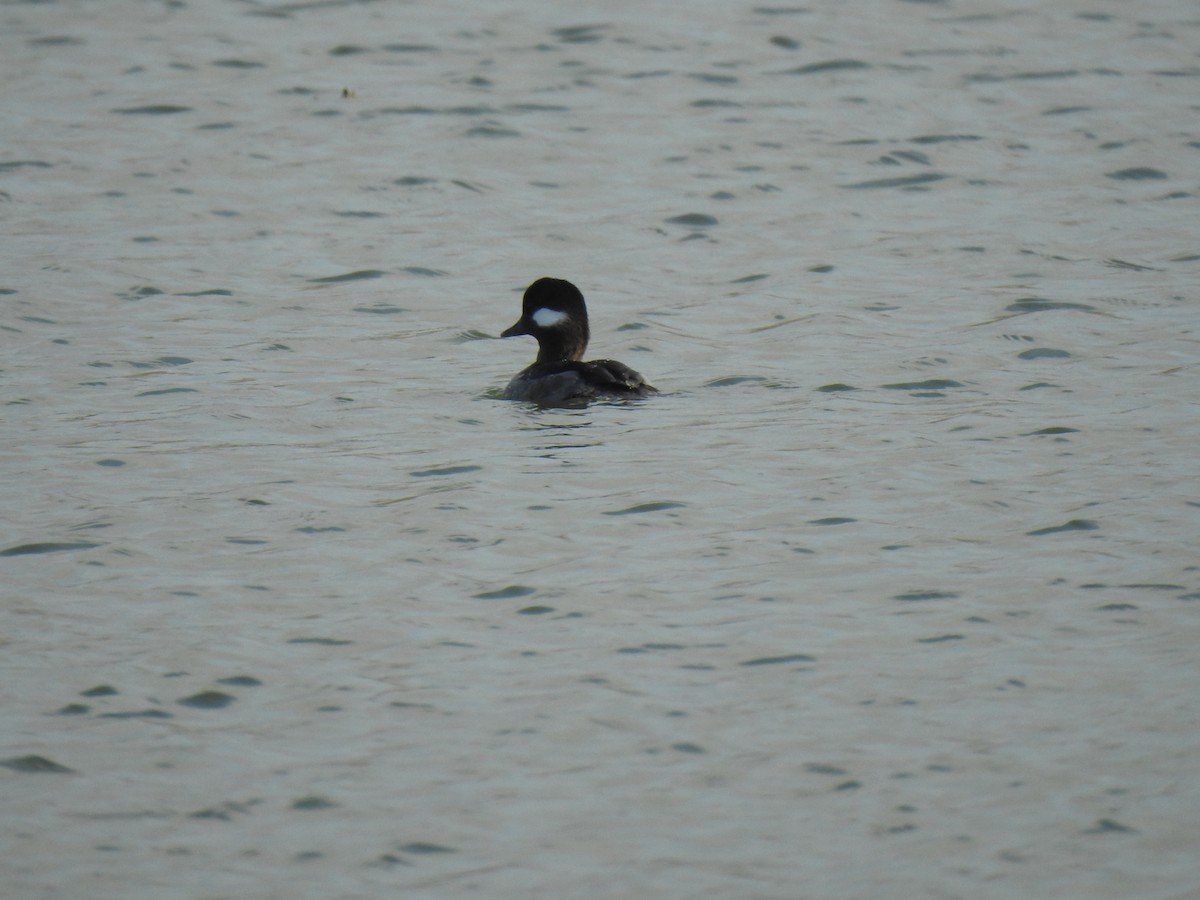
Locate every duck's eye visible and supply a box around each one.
[531,307,569,327]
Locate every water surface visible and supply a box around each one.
[3,1,1198,897]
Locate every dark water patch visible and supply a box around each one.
[2,755,74,774]
[670,742,704,754]
[689,72,738,84]
[395,176,436,186]
[711,190,735,200]
[692,98,741,108]
[841,173,947,190]
[29,35,84,46]
[1043,106,1092,115]
[196,121,236,130]
[353,304,405,314]
[1,541,100,556]
[212,59,265,68]
[0,160,52,173]
[665,212,718,228]
[732,273,769,283]
[118,286,164,300]
[1106,167,1167,180]
[603,501,687,516]
[190,800,260,820]
[785,59,870,75]
[918,634,964,643]
[1106,258,1160,271]
[552,24,608,44]
[754,6,812,14]
[1026,519,1099,536]
[467,122,519,138]
[770,35,801,49]
[506,103,566,113]
[894,590,957,601]
[816,383,858,392]
[112,105,193,115]
[880,378,962,391]
[279,86,319,95]
[968,69,1079,83]
[330,44,370,56]
[335,210,385,218]
[308,269,385,284]
[292,795,338,810]
[1005,297,1097,314]
[175,289,233,296]
[136,387,198,397]
[705,375,767,387]
[517,605,555,615]
[806,764,847,777]
[367,104,493,117]
[1025,426,1078,435]
[740,653,815,666]
[58,704,90,715]
[128,356,191,369]
[82,685,118,697]
[399,841,456,854]
[809,517,855,526]
[1018,348,1071,359]
[909,134,980,144]
[217,676,262,687]
[382,43,438,53]
[454,329,493,342]
[403,266,449,277]
[1082,819,1137,835]
[1099,603,1137,612]
[882,149,931,165]
[474,585,536,600]
[411,465,481,478]
[620,644,685,654]
[1119,583,1185,591]
[288,637,354,646]
[178,691,235,709]
[98,709,172,720]
[295,526,346,534]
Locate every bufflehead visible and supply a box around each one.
[499,277,657,406]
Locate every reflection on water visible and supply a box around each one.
[3,0,1199,896]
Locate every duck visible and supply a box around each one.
[499,277,657,406]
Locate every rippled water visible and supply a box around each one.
[3,0,1199,897]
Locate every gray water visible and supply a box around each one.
[3,0,1199,897]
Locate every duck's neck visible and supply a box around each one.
[536,329,588,364]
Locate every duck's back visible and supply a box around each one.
[503,359,656,405]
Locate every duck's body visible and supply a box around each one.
[499,278,656,406]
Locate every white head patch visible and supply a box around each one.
[531,307,569,328]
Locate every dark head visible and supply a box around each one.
[501,277,590,364]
